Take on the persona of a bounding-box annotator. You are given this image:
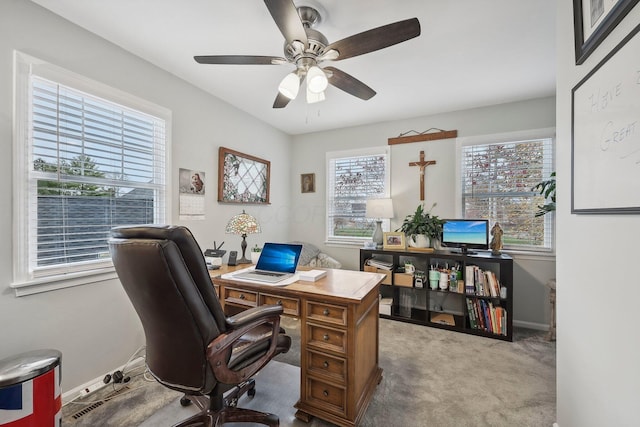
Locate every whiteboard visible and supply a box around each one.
[572,22,640,213]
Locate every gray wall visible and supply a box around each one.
[290,97,557,328]
[556,2,640,426]
[0,0,291,395]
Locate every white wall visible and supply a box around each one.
[0,0,291,394]
[556,2,640,426]
[290,97,556,327]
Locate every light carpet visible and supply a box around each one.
[62,317,555,426]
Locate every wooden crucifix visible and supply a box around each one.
[409,151,436,201]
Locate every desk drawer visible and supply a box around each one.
[306,377,346,417]
[306,302,347,326]
[223,287,257,307]
[307,350,346,383]
[306,323,347,355]
[260,293,299,316]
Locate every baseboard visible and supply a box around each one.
[62,356,146,404]
[513,319,549,331]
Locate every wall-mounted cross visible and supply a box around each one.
[409,150,436,201]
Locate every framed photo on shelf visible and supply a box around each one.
[301,173,315,193]
[573,0,639,64]
[571,22,640,213]
[383,232,406,250]
[218,147,270,204]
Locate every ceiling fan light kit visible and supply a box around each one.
[194,0,421,109]
[278,72,300,99]
[306,65,328,93]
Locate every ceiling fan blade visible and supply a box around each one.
[194,55,286,65]
[324,18,421,61]
[264,0,308,47]
[324,66,376,100]
[273,92,292,109]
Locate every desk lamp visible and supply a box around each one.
[225,210,261,264]
[365,198,394,249]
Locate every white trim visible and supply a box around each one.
[12,50,172,296]
[10,268,119,297]
[513,319,549,331]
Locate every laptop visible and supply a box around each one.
[232,242,303,284]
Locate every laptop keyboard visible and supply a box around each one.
[254,271,285,277]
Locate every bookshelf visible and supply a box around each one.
[360,248,513,341]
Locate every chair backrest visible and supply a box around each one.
[109,225,227,394]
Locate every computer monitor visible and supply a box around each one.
[440,219,489,254]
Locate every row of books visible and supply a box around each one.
[466,298,507,336]
[464,265,501,297]
[366,258,394,270]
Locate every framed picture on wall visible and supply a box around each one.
[573,0,639,64]
[218,147,270,204]
[301,173,315,193]
[571,22,640,213]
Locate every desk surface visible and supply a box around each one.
[211,265,385,302]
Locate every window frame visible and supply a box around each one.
[325,146,391,247]
[11,51,172,296]
[455,128,556,255]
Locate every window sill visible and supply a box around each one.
[10,267,118,297]
[502,249,556,262]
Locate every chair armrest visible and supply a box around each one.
[206,305,283,385]
[225,304,283,329]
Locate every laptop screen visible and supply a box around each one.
[255,243,303,273]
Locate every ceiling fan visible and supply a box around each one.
[194,0,421,108]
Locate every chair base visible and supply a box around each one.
[175,379,278,427]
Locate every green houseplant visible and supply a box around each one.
[397,203,445,247]
[532,172,556,217]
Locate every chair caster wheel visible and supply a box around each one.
[180,396,192,407]
[248,387,256,397]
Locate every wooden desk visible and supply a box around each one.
[210,266,385,427]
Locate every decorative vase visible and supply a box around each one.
[407,234,430,248]
[250,251,261,264]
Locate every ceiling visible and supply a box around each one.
[30,0,556,136]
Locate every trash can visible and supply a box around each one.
[0,349,62,427]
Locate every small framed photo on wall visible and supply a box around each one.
[301,173,315,193]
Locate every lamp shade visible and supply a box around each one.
[307,65,328,93]
[306,85,325,104]
[225,210,261,235]
[278,72,300,99]
[365,198,394,219]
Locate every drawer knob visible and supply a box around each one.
[240,294,245,300]
[276,299,282,305]
[323,390,329,397]
[323,361,329,368]
[323,334,329,341]
[323,308,330,316]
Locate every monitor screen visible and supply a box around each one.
[440,219,489,253]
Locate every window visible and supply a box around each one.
[459,130,554,252]
[12,52,169,295]
[326,147,390,244]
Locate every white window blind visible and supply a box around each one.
[28,76,166,272]
[326,147,390,244]
[461,136,554,251]
[10,51,170,297]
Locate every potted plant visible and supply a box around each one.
[396,203,445,248]
[250,244,262,264]
[532,172,556,217]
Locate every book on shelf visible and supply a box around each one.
[465,265,501,297]
[466,298,507,336]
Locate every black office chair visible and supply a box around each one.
[108,225,291,426]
